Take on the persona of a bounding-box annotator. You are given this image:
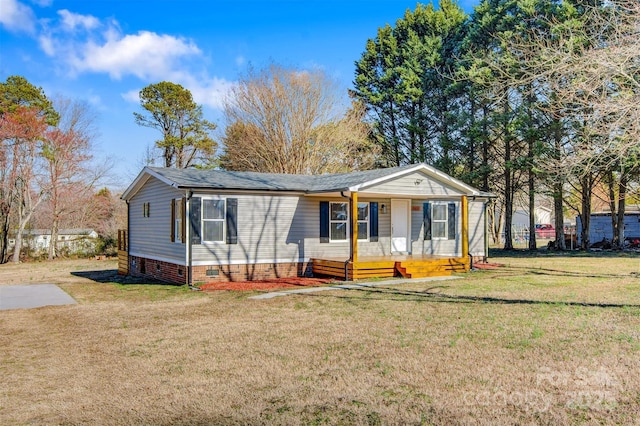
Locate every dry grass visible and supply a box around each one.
[1,256,640,425]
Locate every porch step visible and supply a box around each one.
[311,258,395,280]
[396,258,469,279]
[312,257,470,280]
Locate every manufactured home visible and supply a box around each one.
[577,212,640,246]
[121,164,493,285]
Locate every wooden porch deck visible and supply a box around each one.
[311,254,470,280]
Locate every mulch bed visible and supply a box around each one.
[198,277,334,291]
[472,262,504,270]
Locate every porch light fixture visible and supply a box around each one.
[380,204,387,214]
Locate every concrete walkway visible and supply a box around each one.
[249,275,461,300]
[0,284,77,311]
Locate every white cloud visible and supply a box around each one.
[58,9,99,32]
[71,30,201,80]
[36,11,202,82]
[0,0,36,33]
[38,33,55,55]
[186,77,236,110]
[15,3,234,110]
[121,89,140,103]
[235,55,246,67]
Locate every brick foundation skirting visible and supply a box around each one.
[129,255,311,285]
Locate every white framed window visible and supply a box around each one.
[357,202,369,241]
[432,203,448,239]
[330,202,348,241]
[202,199,225,242]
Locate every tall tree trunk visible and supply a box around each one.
[526,86,537,250]
[48,216,59,260]
[389,100,400,166]
[467,96,476,181]
[605,170,618,246]
[503,99,514,250]
[12,202,27,263]
[481,104,490,192]
[0,203,10,263]
[579,173,593,250]
[553,181,566,250]
[616,173,627,249]
[550,118,565,250]
[528,176,537,250]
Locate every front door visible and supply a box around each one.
[391,199,410,253]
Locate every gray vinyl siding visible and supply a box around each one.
[129,177,489,265]
[192,193,308,264]
[469,200,487,257]
[355,198,392,257]
[364,171,464,197]
[576,213,640,245]
[128,176,185,263]
[192,196,393,264]
[411,199,460,256]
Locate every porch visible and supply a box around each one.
[311,254,470,280]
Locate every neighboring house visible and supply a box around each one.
[121,163,493,285]
[9,229,99,255]
[577,211,640,246]
[512,205,552,229]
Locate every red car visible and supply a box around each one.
[535,224,555,238]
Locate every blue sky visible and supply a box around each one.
[1,0,478,184]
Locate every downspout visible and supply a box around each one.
[340,191,352,281]
[126,200,130,274]
[185,190,192,287]
[484,200,489,262]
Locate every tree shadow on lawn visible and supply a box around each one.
[71,269,171,285]
[483,264,638,279]
[489,247,640,259]
[305,285,640,309]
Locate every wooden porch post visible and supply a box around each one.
[351,192,358,263]
[461,195,469,259]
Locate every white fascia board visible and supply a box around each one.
[121,167,181,201]
[349,163,481,196]
[121,169,151,201]
[347,164,424,192]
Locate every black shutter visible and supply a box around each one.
[370,202,379,242]
[320,201,329,243]
[226,198,238,244]
[190,197,201,245]
[423,202,431,240]
[170,200,176,242]
[448,202,456,240]
[181,198,186,243]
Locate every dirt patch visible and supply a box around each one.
[198,277,334,291]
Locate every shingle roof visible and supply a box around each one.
[147,164,420,193]
[122,164,493,200]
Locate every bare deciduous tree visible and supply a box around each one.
[0,106,49,262]
[42,97,100,259]
[221,64,378,174]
